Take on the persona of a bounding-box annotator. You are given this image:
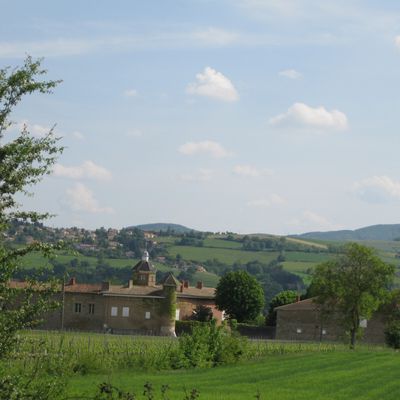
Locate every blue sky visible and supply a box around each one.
[2,0,400,234]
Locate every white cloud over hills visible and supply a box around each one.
[279,69,302,79]
[179,141,232,158]
[269,102,348,131]
[186,67,239,102]
[354,175,400,203]
[53,161,112,181]
[65,183,114,214]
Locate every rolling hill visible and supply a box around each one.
[133,223,196,233]
[294,224,400,242]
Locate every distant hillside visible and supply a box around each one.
[294,224,400,242]
[134,223,196,234]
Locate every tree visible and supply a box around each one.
[0,57,63,358]
[190,304,213,322]
[310,243,394,348]
[215,270,265,322]
[267,290,297,326]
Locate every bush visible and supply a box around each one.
[172,321,247,369]
[385,320,400,349]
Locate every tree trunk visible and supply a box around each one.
[350,328,356,349]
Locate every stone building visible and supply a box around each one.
[275,298,387,343]
[13,251,222,335]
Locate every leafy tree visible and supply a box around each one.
[267,290,298,326]
[0,57,63,358]
[310,243,394,348]
[215,270,265,322]
[190,304,213,322]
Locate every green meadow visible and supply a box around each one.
[67,351,400,400]
[13,331,399,400]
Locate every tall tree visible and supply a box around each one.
[215,270,265,322]
[0,57,63,357]
[310,243,394,348]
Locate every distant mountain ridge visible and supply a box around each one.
[133,223,196,233]
[293,224,400,242]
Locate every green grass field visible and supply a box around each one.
[66,350,400,399]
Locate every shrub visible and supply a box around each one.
[172,320,247,369]
[385,320,400,349]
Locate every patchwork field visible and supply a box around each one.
[18,236,400,289]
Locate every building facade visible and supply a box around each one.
[17,251,222,335]
[275,298,387,343]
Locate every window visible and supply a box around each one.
[140,275,146,281]
[74,303,81,313]
[175,309,180,321]
[296,328,302,334]
[322,329,327,335]
[111,306,118,317]
[145,311,151,320]
[359,319,367,328]
[88,304,95,314]
[122,307,129,317]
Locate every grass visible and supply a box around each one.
[11,331,400,399]
[66,349,400,399]
[168,245,279,265]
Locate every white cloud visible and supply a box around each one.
[247,194,286,208]
[288,210,341,231]
[124,89,138,97]
[193,28,240,46]
[65,183,114,214]
[53,161,112,181]
[179,141,232,158]
[269,102,348,131]
[72,131,85,140]
[186,67,239,102]
[353,175,400,203]
[279,69,302,79]
[180,169,213,182]
[395,36,400,49]
[233,164,273,177]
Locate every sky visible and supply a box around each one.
[2,0,400,234]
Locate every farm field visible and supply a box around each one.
[17,236,400,288]
[14,331,398,400]
[67,349,399,399]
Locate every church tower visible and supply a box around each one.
[132,250,156,286]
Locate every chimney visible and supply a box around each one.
[184,280,189,288]
[196,281,203,290]
[69,277,76,286]
[101,281,110,291]
[128,280,133,289]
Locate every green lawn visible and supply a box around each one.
[67,350,400,399]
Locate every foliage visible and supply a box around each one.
[310,243,395,348]
[215,270,265,322]
[267,290,298,326]
[172,321,248,368]
[385,320,400,349]
[189,304,213,322]
[0,57,63,358]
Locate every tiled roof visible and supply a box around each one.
[106,285,164,297]
[161,273,181,287]
[274,298,320,311]
[132,260,156,273]
[177,287,215,299]
[64,283,103,293]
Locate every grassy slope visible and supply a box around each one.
[19,236,400,288]
[67,351,400,400]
